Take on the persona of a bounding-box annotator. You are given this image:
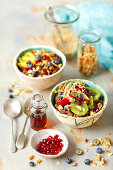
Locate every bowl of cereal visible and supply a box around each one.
[50,79,108,128]
[14,45,66,90]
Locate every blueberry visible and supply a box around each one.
[26,60,31,64]
[64,105,68,111]
[89,90,93,95]
[48,61,52,66]
[9,94,13,98]
[36,55,41,61]
[8,88,13,93]
[78,93,83,98]
[32,71,37,76]
[84,159,90,165]
[29,161,34,167]
[69,84,73,88]
[66,158,72,164]
[28,64,33,68]
[58,92,63,99]
[54,59,60,65]
[96,148,102,154]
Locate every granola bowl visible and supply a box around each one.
[50,79,108,128]
[13,45,66,90]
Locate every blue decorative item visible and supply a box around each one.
[54,2,113,73]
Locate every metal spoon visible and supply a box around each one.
[47,6,64,43]
[16,98,31,149]
[3,99,21,153]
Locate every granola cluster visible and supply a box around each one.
[47,28,77,58]
[78,45,98,76]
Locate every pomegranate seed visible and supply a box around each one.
[40,66,43,69]
[30,106,32,109]
[36,134,64,155]
[86,100,89,104]
[77,97,82,101]
[35,61,38,64]
[96,108,100,113]
[87,93,90,97]
[83,98,85,101]
[77,102,81,105]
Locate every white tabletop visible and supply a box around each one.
[0,0,113,170]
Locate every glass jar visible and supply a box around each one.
[77,30,101,76]
[29,94,48,131]
[44,5,80,59]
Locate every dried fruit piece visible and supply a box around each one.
[92,139,100,146]
[75,148,83,155]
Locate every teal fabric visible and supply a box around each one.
[54,2,113,72]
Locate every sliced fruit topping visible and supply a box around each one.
[82,93,89,100]
[86,87,100,101]
[17,62,28,68]
[64,82,72,94]
[70,101,88,116]
[22,52,36,64]
[88,96,94,108]
[58,98,70,106]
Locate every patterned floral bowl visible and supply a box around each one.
[50,79,108,128]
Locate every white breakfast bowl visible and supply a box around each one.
[13,45,66,90]
[31,129,68,158]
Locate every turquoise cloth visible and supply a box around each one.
[54,2,113,72]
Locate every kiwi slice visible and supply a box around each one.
[86,87,100,101]
[88,96,94,108]
[70,101,88,116]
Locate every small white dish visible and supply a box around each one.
[31,129,68,158]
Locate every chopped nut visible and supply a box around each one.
[100,158,106,165]
[97,103,103,110]
[58,105,63,110]
[85,148,89,152]
[103,138,111,146]
[83,138,88,142]
[37,159,42,164]
[104,144,110,148]
[56,161,60,166]
[29,155,34,160]
[23,89,32,93]
[105,150,113,156]
[90,143,94,147]
[94,154,101,161]
[98,165,101,168]
[91,161,97,167]
[13,89,21,95]
[71,162,77,166]
[8,83,15,87]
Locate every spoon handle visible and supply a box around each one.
[10,118,16,153]
[22,116,29,134]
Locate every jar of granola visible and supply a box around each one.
[77,30,101,76]
[44,5,80,59]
